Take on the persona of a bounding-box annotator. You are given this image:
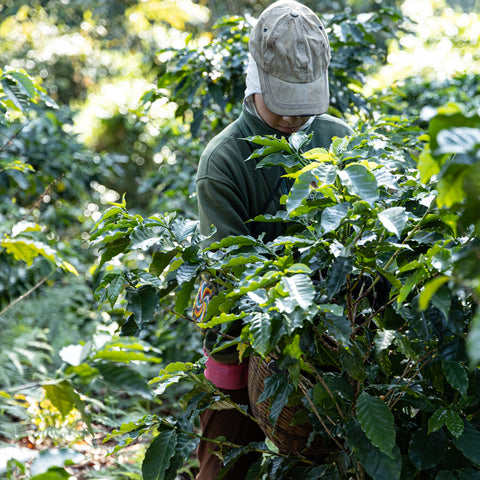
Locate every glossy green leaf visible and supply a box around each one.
[175,261,199,285]
[104,273,125,307]
[437,166,466,208]
[171,219,198,243]
[150,250,178,276]
[445,409,464,439]
[249,313,284,357]
[93,349,162,363]
[357,391,396,458]
[96,363,153,400]
[175,278,195,314]
[281,274,314,310]
[142,430,177,480]
[199,311,247,329]
[378,207,407,238]
[97,236,131,270]
[455,420,480,466]
[93,337,162,363]
[289,131,312,151]
[130,225,167,251]
[257,372,293,428]
[163,431,198,480]
[321,202,350,233]
[257,152,301,169]
[132,269,164,288]
[326,256,353,298]
[375,330,395,352]
[286,169,316,213]
[247,134,290,151]
[397,267,427,304]
[209,235,259,249]
[311,162,338,184]
[419,276,450,311]
[428,408,448,434]
[338,163,379,206]
[126,284,159,326]
[4,70,37,99]
[345,419,401,480]
[442,361,468,396]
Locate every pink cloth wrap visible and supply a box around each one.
[204,354,249,390]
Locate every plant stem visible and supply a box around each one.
[0,270,55,318]
[305,359,345,420]
[0,122,28,153]
[297,380,347,454]
[386,349,437,409]
[19,173,66,223]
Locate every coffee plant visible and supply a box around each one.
[89,102,480,479]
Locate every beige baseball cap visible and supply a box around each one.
[249,0,331,116]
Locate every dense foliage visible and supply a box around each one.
[89,105,480,479]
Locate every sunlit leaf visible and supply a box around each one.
[437,167,466,208]
[281,274,314,310]
[435,127,480,156]
[338,163,379,206]
[378,207,407,238]
[321,202,350,233]
[419,275,450,311]
[249,313,284,357]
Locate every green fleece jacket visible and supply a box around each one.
[196,102,353,363]
[197,103,353,245]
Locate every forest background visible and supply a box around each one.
[0,0,479,479]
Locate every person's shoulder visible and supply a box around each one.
[197,118,248,179]
[201,120,242,160]
[313,113,354,134]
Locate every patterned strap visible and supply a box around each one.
[192,275,218,325]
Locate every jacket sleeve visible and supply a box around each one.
[196,175,251,246]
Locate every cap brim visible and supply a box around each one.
[257,66,330,116]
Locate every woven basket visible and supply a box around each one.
[248,355,333,458]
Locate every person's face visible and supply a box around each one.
[253,94,311,135]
